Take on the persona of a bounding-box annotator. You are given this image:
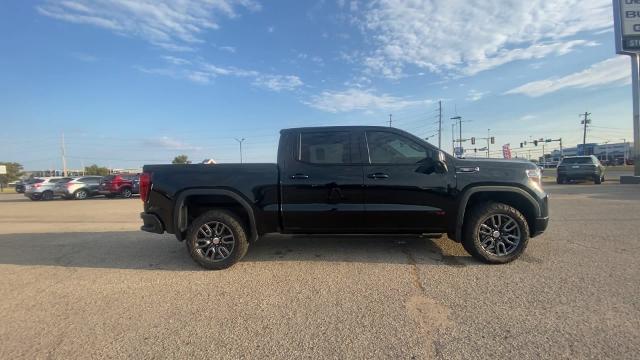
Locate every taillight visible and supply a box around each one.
[34,183,42,188]
[139,172,152,202]
[66,183,74,188]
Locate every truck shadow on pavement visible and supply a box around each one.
[0,232,489,271]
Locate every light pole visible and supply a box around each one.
[451,116,462,157]
[234,138,245,164]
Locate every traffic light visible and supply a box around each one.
[490,136,495,144]
[471,137,476,145]
[533,140,538,146]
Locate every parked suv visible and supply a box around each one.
[98,174,139,198]
[54,176,103,200]
[24,177,73,200]
[556,155,605,184]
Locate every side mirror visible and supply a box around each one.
[416,156,448,175]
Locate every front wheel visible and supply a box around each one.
[74,189,88,200]
[120,188,132,198]
[462,202,530,264]
[186,210,249,270]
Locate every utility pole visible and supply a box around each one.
[61,132,67,177]
[451,123,455,155]
[388,114,393,127]
[437,101,442,150]
[581,112,591,149]
[234,138,245,164]
[486,129,491,158]
[450,117,461,157]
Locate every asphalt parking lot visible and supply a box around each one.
[1,183,639,359]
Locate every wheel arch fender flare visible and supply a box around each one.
[173,188,258,243]
[455,186,542,241]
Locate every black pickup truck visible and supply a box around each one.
[140,126,548,269]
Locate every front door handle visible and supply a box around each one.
[290,174,310,180]
[367,173,389,179]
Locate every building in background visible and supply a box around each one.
[549,141,633,165]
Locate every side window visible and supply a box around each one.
[366,131,432,164]
[299,132,351,164]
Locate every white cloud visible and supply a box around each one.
[253,75,303,92]
[144,136,201,151]
[466,89,487,102]
[505,57,630,97]
[359,0,612,77]
[70,52,97,62]
[306,88,431,113]
[37,0,260,51]
[218,45,237,53]
[161,55,191,65]
[520,115,538,121]
[139,58,302,91]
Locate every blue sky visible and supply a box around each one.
[0,0,634,170]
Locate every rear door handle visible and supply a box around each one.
[290,174,309,180]
[367,173,389,179]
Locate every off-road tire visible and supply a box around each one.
[462,202,530,264]
[186,210,249,270]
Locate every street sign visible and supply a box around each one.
[614,1,640,179]
[616,0,640,53]
[0,165,6,175]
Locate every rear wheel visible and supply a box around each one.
[462,202,530,264]
[556,176,564,184]
[186,210,249,270]
[594,175,602,184]
[41,191,54,201]
[74,189,88,200]
[120,187,132,198]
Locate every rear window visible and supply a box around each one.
[299,132,351,164]
[561,157,594,165]
[102,175,116,181]
[27,178,44,184]
[51,178,73,183]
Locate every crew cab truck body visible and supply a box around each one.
[140,126,549,269]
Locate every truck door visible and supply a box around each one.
[280,130,365,233]
[362,130,455,232]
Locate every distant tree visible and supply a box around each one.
[0,162,24,186]
[84,164,110,176]
[172,155,191,164]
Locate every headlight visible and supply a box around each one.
[526,168,542,184]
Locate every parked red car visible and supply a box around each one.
[98,174,139,198]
